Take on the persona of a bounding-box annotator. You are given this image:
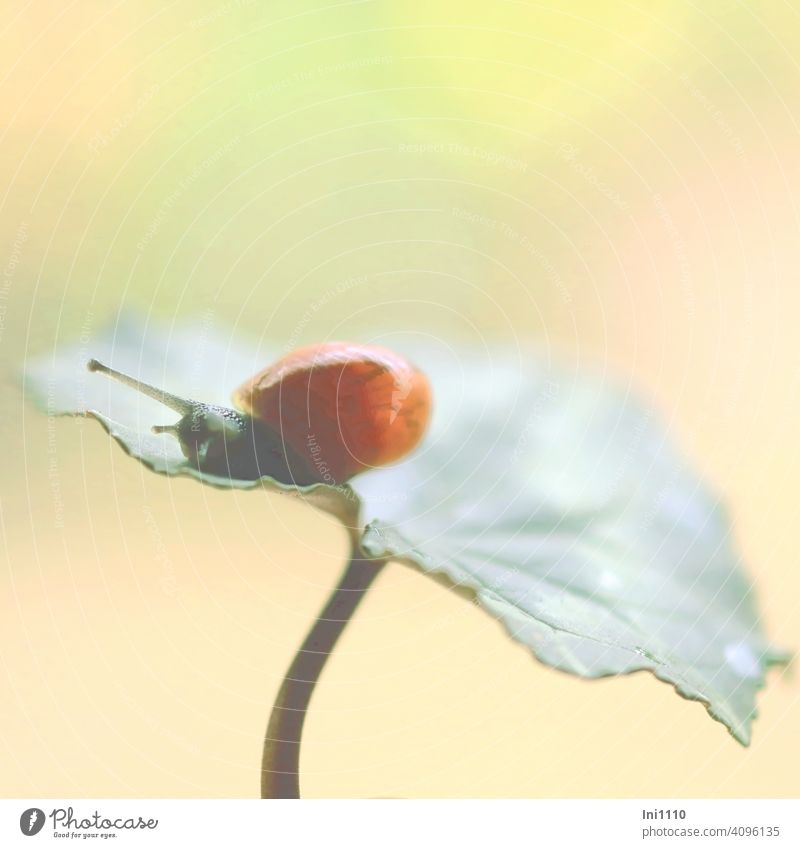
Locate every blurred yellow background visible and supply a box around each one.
[1,1,798,797]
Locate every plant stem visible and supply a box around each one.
[260,546,386,798]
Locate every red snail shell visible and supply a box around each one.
[87,342,432,486]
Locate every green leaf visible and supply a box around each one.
[25,315,788,743]
[353,348,789,744]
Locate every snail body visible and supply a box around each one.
[88,342,431,486]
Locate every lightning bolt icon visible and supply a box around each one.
[28,810,38,832]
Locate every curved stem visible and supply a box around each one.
[261,546,386,798]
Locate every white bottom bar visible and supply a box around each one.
[2,799,797,847]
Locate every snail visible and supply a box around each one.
[87,342,432,486]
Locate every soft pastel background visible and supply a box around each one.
[1,1,798,797]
